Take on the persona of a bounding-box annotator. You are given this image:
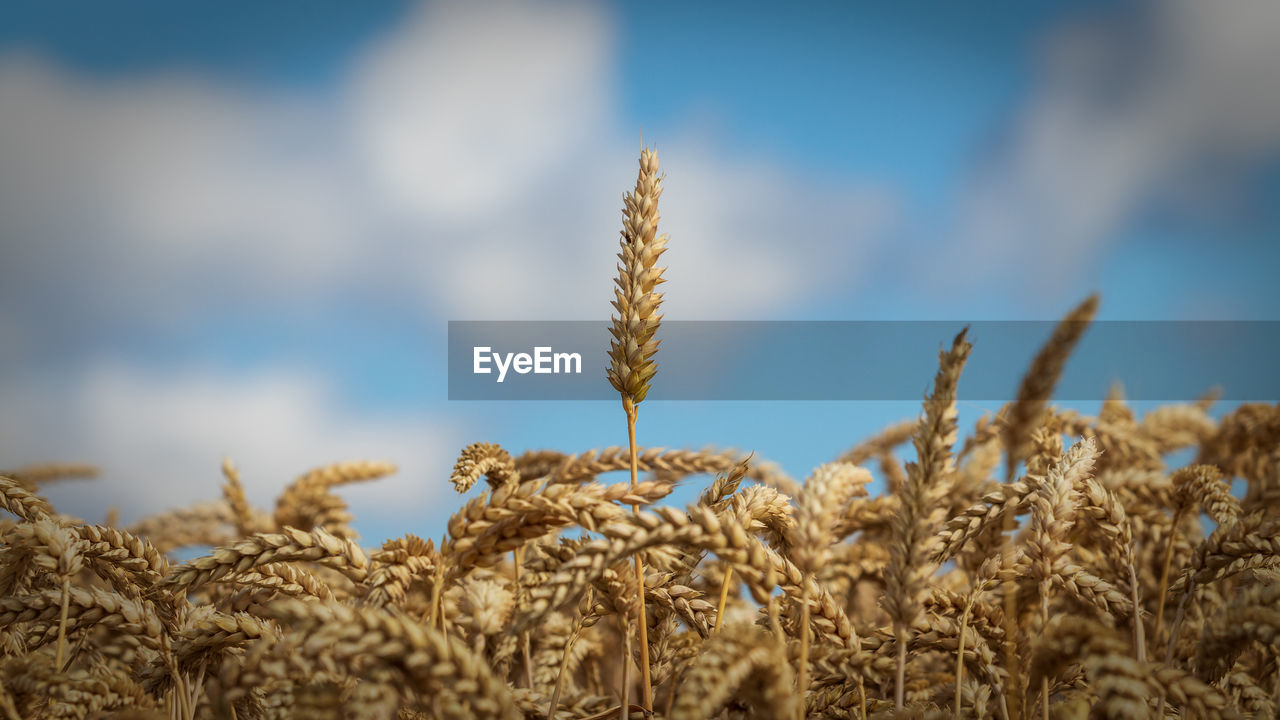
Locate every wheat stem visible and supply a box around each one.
[514,546,535,690]
[799,584,812,718]
[169,656,192,720]
[548,624,583,720]
[620,614,631,720]
[1153,507,1186,650]
[429,537,446,630]
[1039,591,1050,720]
[189,666,205,717]
[1001,523,1020,720]
[624,397,654,714]
[955,599,972,719]
[858,676,867,720]
[54,576,70,671]
[894,629,907,709]
[713,567,733,633]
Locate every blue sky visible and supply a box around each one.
[1,1,1276,539]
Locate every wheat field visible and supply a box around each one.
[2,150,1279,720]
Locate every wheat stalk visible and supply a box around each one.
[885,329,971,709]
[606,146,670,716]
[997,295,1097,719]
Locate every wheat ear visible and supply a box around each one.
[885,329,971,709]
[1025,438,1097,720]
[607,146,669,715]
[669,624,799,720]
[999,294,1097,719]
[1154,465,1239,650]
[703,460,750,634]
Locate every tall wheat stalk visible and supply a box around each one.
[607,146,669,715]
[885,329,971,709]
[999,294,1098,719]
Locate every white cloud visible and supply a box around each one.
[0,55,366,330]
[0,362,458,533]
[349,1,613,224]
[0,0,896,334]
[655,141,893,319]
[956,0,1280,276]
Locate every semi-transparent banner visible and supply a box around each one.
[447,321,1280,401]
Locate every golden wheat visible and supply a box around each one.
[2,363,1269,717]
[3,152,1279,720]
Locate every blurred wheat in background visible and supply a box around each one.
[2,147,1279,720]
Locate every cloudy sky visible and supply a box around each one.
[1,0,1277,538]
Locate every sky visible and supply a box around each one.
[1,0,1277,540]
